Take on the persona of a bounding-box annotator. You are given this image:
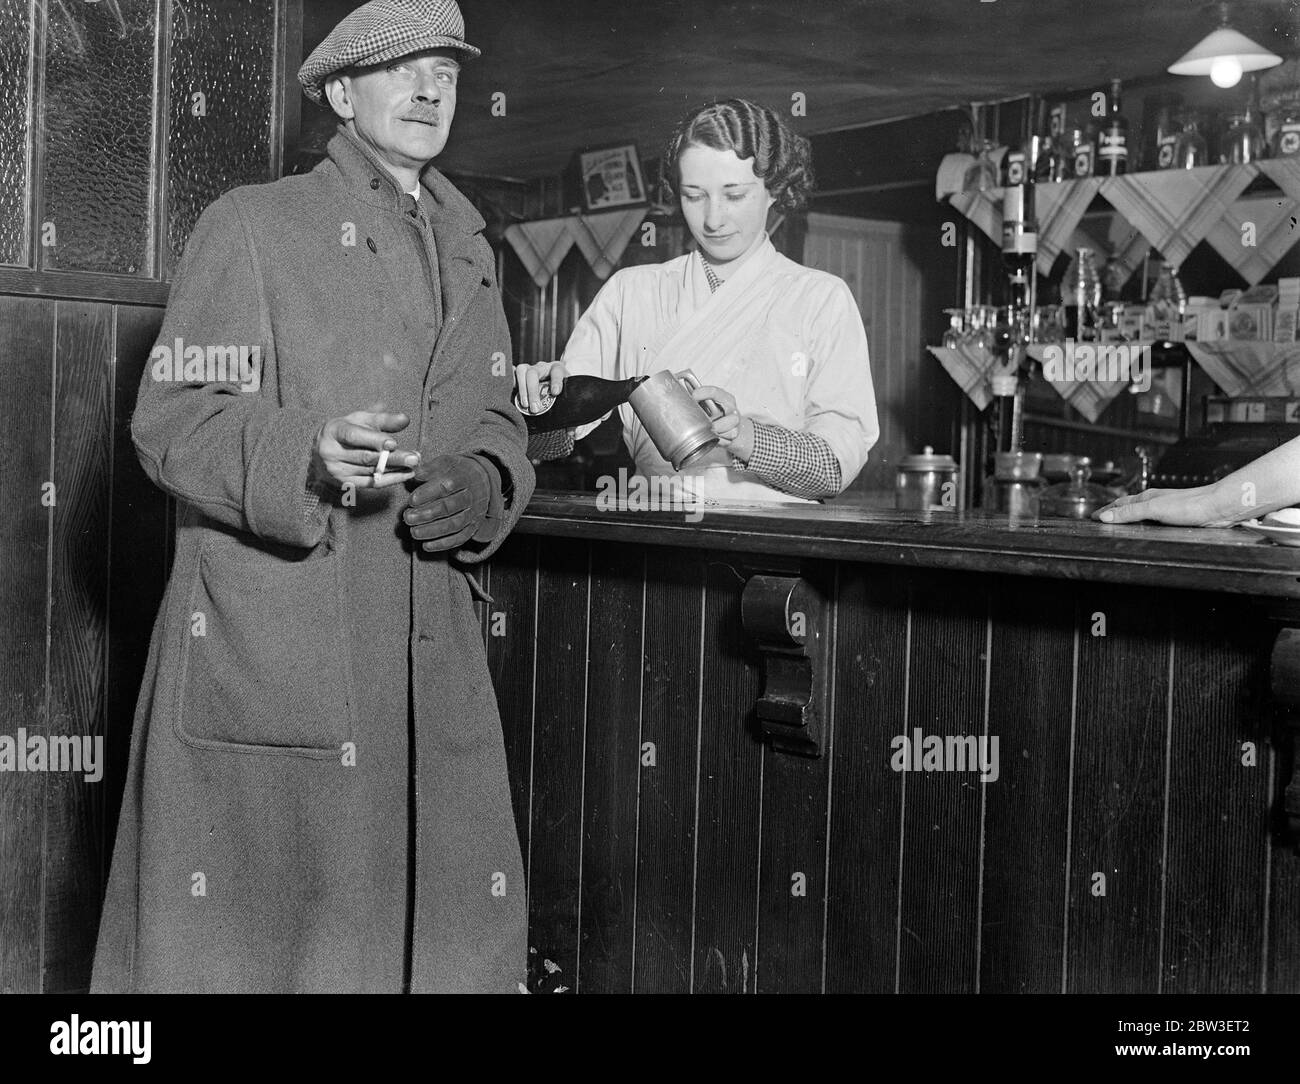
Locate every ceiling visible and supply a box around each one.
[303,0,1300,179]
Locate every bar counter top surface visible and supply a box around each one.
[516,492,1300,600]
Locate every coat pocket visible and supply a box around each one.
[174,535,355,756]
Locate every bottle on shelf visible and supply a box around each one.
[1173,110,1208,168]
[1223,77,1266,164]
[515,373,648,433]
[1035,102,1067,182]
[1148,262,1188,342]
[1271,104,1300,158]
[1068,120,1096,178]
[1151,94,1183,169]
[1068,247,1101,341]
[1097,78,1129,176]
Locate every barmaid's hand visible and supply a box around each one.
[692,385,755,462]
[513,362,568,415]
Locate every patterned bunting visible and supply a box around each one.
[1033,178,1101,277]
[1098,165,1256,267]
[927,344,1019,412]
[568,209,648,280]
[1203,193,1300,286]
[1184,342,1300,398]
[503,218,575,289]
[1025,342,1131,423]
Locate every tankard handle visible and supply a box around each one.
[675,369,724,420]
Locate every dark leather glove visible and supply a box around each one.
[404,454,499,552]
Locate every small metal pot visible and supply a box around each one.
[896,446,958,511]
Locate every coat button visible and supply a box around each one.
[408,208,419,218]
[370,179,380,190]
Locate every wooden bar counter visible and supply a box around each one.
[480,494,1300,994]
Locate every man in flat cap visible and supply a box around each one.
[93,0,532,993]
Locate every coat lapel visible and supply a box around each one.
[421,167,492,328]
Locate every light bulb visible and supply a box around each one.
[1210,56,1244,88]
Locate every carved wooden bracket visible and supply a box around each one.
[1268,627,1300,844]
[741,573,826,757]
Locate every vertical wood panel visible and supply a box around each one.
[633,547,704,992]
[0,297,56,994]
[576,545,643,993]
[897,571,987,993]
[1067,586,1169,993]
[484,533,537,876]
[104,305,168,869]
[1268,750,1300,992]
[1164,595,1272,993]
[525,537,589,988]
[44,301,113,992]
[824,562,909,992]
[690,552,763,993]
[755,562,835,993]
[980,576,1075,992]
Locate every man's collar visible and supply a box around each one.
[325,124,485,235]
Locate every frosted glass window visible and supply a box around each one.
[41,0,158,274]
[0,0,34,267]
[166,0,277,270]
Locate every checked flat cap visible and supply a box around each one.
[298,0,480,105]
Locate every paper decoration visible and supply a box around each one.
[1202,193,1300,287]
[1097,165,1255,267]
[567,209,648,280]
[1184,342,1300,398]
[503,219,575,289]
[1025,342,1132,423]
[504,208,649,288]
[1032,177,1102,277]
[927,344,1019,412]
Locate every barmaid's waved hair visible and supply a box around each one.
[660,98,814,212]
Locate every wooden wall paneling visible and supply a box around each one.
[824,561,910,992]
[979,575,1076,993]
[104,305,167,868]
[1269,732,1300,993]
[43,301,113,992]
[1163,594,1273,993]
[754,560,836,993]
[576,544,644,993]
[1066,586,1170,993]
[524,537,589,990]
[691,551,764,993]
[896,570,988,993]
[633,546,705,992]
[0,297,56,994]
[483,535,539,930]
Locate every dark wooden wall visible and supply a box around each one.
[0,297,168,994]
[480,532,1300,993]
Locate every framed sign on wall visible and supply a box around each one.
[571,143,648,212]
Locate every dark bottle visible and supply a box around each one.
[516,373,648,434]
[1097,79,1129,175]
[1034,101,1066,182]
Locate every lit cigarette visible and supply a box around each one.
[374,447,391,483]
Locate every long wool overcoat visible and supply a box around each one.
[91,127,535,993]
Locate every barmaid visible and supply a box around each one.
[515,97,880,503]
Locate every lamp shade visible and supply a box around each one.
[1168,26,1283,76]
